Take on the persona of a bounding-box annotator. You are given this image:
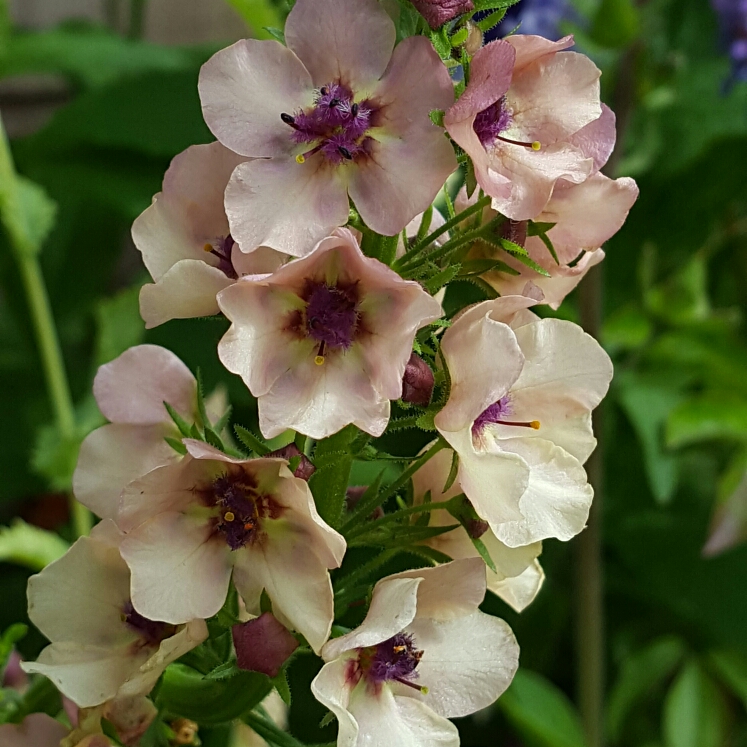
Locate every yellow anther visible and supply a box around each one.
[203,243,214,252]
[296,154,306,164]
[314,355,325,366]
[530,420,541,430]
[531,141,542,151]
[224,511,235,522]
[393,646,407,653]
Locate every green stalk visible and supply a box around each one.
[0,116,92,537]
[394,194,491,270]
[340,439,447,535]
[345,496,455,542]
[243,712,311,747]
[128,0,147,40]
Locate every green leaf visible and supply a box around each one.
[271,666,292,706]
[429,27,451,58]
[607,636,686,741]
[164,437,188,455]
[498,668,587,747]
[204,426,225,451]
[589,0,640,48]
[425,264,461,294]
[450,27,469,47]
[502,248,552,277]
[429,109,445,128]
[309,426,357,527]
[475,9,508,32]
[0,170,57,258]
[616,372,687,504]
[204,661,241,681]
[234,425,271,456]
[602,305,653,353]
[0,520,69,571]
[443,451,459,493]
[666,394,747,448]
[471,535,497,573]
[527,221,557,236]
[223,0,285,39]
[94,285,145,366]
[663,660,727,747]
[157,663,272,726]
[415,410,437,432]
[263,26,286,43]
[0,624,28,679]
[459,258,520,277]
[708,649,747,709]
[164,402,193,439]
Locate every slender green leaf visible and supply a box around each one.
[224,0,285,39]
[0,520,69,571]
[234,425,271,456]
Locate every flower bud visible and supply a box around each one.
[499,219,528,248]
[266,443,316,481]
[409,0,475,29]
[465,21,484,56]
[232,613,299,678]
[402,353,435,407]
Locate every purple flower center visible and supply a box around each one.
[212,473,261,551]
[473,395,541,435]
[305,283,360,352]
[123,601,176,645]
[204,234,237,279]
[473,97,513,147]
[282,82,376,165]
[364,633,425,691]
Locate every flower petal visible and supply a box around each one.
[93,345,196,425]
[349,685,459,747]
[139,260,232,329]
[566,103,616,175]
[225,157,350,256]
[23,642,148,708]
[348,37,456,235]
[73,424,178,521]
[311,658,360,747]
[405,610,519,718]
[490,559,545,613]
[506,34,575,74]
[322,577,421,661]
[285,0,396,92]
[199,39,314,157]
[237,531,335,654]
[26,536,133,647]
[132,142,244,281]
[492,437,593,546]
[121,513,231,624]
[436,303,525,433]
[117,620,209,699]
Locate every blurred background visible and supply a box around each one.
[1,0,747,746]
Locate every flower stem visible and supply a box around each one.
[0,116,92,538]
[243,712,313,747]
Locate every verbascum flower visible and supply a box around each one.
[198,0,456,256]
[410,0,475,29]
[133,142,285,329]
[445,35,613,221]
[21,521,208,708]
[73,345,208,521]
[412,448,544,612]
[118,440,346,653]
[217,228,443,439]
[455,163,639,309]
[435,296,613,547]
[311,558,519,747]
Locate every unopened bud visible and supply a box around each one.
[499,219,528,248]
[345,486,384,519]
[465,21,484,56]
[402,353,435,407]
[169,719,199,746]
[409,0,475,29]
[232,612,299,678]
[267,443,316,481]
[465,517,489,539]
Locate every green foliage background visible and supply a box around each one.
[2,0,747,745]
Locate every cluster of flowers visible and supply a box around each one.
[1,0,638,745]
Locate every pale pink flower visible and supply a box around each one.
[217,229,443,439]
[73,345,201,521]
[445,35,613,221]
[412,448,544,612]
[455,170,639,309]
[118,440,346,653]
[133,142,285,329]
[0,714,69,747]
[21,521,208,709]
[312,558,519,747]
[198,0,457,256]
[435,296,613,547]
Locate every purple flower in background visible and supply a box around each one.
[712,0,747,83]
[481,0,571,43]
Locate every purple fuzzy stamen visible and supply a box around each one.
[472,395,512,435]
[123,601,175,645]
[473,97,513,147]
[367,633,424,687]
[282,81,375,165]
[305,284,359,350]
[205,234,238,279]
